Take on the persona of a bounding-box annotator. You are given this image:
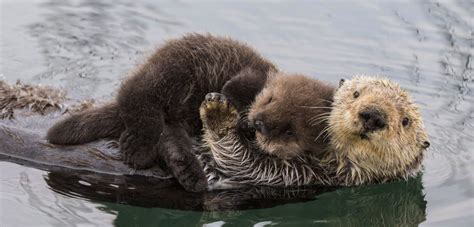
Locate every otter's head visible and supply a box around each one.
[328,76,430,181]
[248,73,334,159]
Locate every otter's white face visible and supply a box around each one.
[328,76,430,176]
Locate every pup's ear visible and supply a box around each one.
[338,79,345,89]
[222,67,269,112]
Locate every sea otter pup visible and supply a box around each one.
[46,34,277,192]
[247,72,334,159]
[198,75,430,188]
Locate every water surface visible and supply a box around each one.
[1,0,473,226]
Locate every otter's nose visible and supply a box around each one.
[359,109,386,132]
[252,114,269,135]
[254,121,265,132]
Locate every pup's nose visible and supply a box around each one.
[359,109,386,132]
[252,114,269,135]
[254,121,265,132]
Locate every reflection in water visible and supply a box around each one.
[18,171,103,226]
[43,170,426,226]
[44,170,333,211]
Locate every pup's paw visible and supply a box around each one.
[199,93,239,137]
[162,146,208,193]
[119,130,158,169]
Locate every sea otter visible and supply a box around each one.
[198,75,430,189]
[46,34,277,192]
[0,73,429,189]
[247,72,334,159]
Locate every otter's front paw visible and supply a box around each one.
[200,93,239,137]
[158,137,208,193]
[119,130,158,169]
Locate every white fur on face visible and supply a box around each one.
[328,76,428,181]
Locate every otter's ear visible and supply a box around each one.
[222,67,269,112]
[336,79,346,91]
[339,79,345,87]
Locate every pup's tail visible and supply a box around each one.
[46,103,124,145]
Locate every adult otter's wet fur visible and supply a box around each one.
[198,75,430,188]
[327,76,430,184]
[46,34,277,192]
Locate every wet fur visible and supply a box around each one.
[46,34,276,192]
[199,76,429,188]
[1,75,428,189]
[6,36,429,189]
[327,76,429,185]
[47,103,123,144]
[248,73,335,159]
[199,75,336,188]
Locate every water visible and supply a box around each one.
[1,0,473,226]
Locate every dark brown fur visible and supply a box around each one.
[47,103,123,144]
[46,34,276,192]
[248,73,335,159]
[198,76,429,188]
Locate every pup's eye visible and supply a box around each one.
[285,130,294,136]
[267,96,273,104]
[353,91,360,98]
[402,117,410,127]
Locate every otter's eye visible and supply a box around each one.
[353,91,360,98]
[285,130,294,136]
[267,96,273,104]
[402,117,410,127]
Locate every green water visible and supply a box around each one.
[102,178,426,226]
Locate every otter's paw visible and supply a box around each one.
[119,130,158,169]
[160,145,208,193]
[200,93,239,137]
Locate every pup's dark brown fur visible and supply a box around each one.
[248,73,335,159]
[47,34,276,192]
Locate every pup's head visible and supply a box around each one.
[248,72,334,159]
[328,76,430,178]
